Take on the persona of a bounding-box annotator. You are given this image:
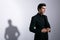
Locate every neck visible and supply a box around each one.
[38,12,43,15]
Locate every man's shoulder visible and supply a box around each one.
[31,15,37,19]
[32,14,38,19]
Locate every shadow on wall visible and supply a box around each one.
[4,19,20,40]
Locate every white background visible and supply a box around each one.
[0,0,60,40]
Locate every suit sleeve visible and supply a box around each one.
[45,16,51,28]
[29,17,37,33]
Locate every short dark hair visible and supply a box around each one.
[37,3,46,11]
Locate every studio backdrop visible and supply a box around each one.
[0,0,60,40]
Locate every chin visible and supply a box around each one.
[43,12,45,13]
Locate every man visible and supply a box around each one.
[29,3,51,40]
[5,19,20,40]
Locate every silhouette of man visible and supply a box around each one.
[5,19,20,40]
[29,3,51,40]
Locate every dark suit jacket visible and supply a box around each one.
[29,13,51,40]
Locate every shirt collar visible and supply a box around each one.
[37,13,43,16]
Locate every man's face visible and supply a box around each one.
[39,6,46,14]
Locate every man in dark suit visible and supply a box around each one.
[29,3,51,40]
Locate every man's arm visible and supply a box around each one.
[16,27,20,37]
[45,16,51,32]
[29,17,37,33]
[4,29,8,40]
[41,16,51,33]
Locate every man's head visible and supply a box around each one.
[8,19,12,26]
[37,3,46,14]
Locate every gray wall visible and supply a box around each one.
[0,0,60,40]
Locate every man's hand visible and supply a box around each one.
[41,28,51,33]
[41,28,48,33]
[47,28,51,32]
